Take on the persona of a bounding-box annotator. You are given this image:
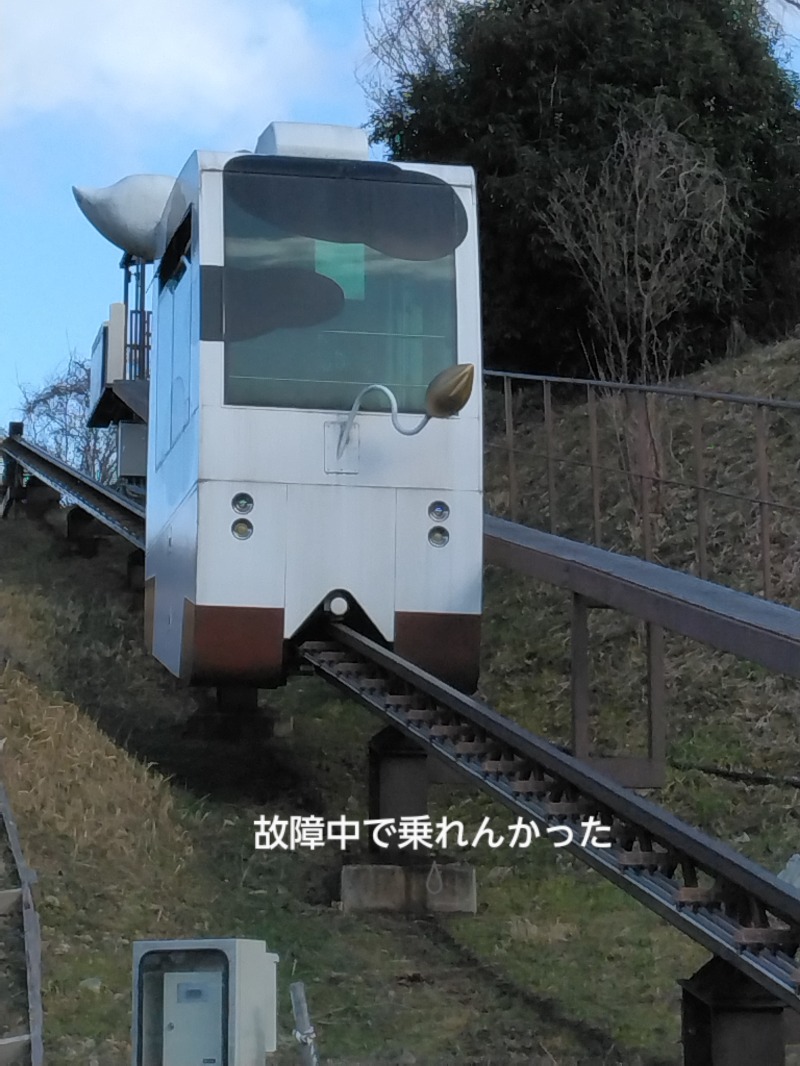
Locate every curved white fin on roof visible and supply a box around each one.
[72,174,176,262]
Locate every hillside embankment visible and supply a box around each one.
[3,338,800,1063]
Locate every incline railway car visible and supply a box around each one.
[86,122,484,696]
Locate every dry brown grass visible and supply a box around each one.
[2,336,800,1063]
[0,662,206,1064]
[0,520,645,1065]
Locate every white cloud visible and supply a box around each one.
[0,0,355,137]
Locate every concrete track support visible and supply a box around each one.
[215,684,260,741]
[66,506,102,557]
[126,549,145,592]
[1,423,24,518]
[367,726,429,860]
[681,957,786,1065]
[340,726,476,914]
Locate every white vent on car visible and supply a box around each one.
[254,122,370,161]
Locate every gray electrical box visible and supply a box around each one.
[89,302,126,415]
[117,422,147,479]
[132,938,279,1066]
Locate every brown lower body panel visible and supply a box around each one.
[181,600,286,686]
[393,611,481,694]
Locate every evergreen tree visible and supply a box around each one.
[370,0,800,375]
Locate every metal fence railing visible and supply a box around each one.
[483,370,800,606]
[125,308,151,382]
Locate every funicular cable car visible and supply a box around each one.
[77,123,484,711]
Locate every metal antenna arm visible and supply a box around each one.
[337,384,430,458]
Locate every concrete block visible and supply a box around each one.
[340,863,476,914]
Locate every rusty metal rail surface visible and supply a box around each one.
[302,624,800,1012]
[0,779,43,1066]
[0,434,145,550]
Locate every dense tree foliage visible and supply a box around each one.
[369,0,800,376]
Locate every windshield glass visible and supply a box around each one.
[222,156,467,412]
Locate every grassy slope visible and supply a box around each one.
[0,524,637,1066]
[1,338,800,1063]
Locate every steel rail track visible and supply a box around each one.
[301,623,800,1012]
[0,779,43,1066]
[0,436,145,550]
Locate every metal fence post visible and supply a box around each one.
[587,385,602,545]
[692,397,708,580]
[503,374,519,521]
[543,380,557,533]
[633,391,653,560]
[290,981,320,1066]
[570,593,591,760]
[646,622,666,779]
[755,404,772,599]
[482,368,795,601]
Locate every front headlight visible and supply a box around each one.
[231,518,254,540]
[428,526,449,547]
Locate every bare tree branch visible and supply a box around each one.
[538,104,749,522]
[19,351,116,484]
[358,0,466,107]
[540,106,748,386]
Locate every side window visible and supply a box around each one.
[154,286,173,466]
[155,211,193,455]
[158,212,191,291]
[171,269,191,444]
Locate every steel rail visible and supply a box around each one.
[0,779,43,1066]
[484,368,800,413]
[0,436,145,550]
[484,514,800,679]
[302,623,800,1012]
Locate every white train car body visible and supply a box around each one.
[144,125,483,693]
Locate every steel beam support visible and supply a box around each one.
[302,624,800,1011]
[647,622,666,770]
[368,726,428,859]
[570,594,665,788]
[681,957,786,1065]
[214,685,259,742]
[570,593,591,761]
[1,423,24,518]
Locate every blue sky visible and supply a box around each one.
[1,0,800,432]
[0,0,373,428]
